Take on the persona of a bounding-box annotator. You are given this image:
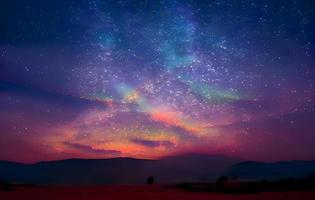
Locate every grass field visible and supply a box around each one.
[1,185,315,200]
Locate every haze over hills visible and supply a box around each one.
[0,154,239,185]
[227,160,315,180]
[0,154,314,186]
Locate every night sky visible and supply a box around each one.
[1,0,315,163]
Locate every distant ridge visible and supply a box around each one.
[227,160,315,180]
[0,154,238,185]
[1,155,315,185]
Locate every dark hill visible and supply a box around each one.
[227,161,315,180]
[2,155,314,185]
[0,154,239,185]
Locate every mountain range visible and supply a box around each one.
[0,154,314,185]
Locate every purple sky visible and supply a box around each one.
[1,0,315,163]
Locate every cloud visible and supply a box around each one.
[212,110,315,161]
[130,138,175,148]
[64,141,121,156]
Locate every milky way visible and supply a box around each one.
[1,0,315,162]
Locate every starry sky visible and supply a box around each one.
[1,0,315,163]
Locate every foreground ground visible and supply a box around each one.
[1,185,315,200]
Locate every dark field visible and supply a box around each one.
[1,185,315,200]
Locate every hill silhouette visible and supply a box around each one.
[227,161,315,180]
[1,155,315,186]
[0,154,239,185]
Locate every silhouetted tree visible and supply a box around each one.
[230,175,238,181]
[146,176,154,185]
[260,179,268,184]
[216,176,228,187]
[307,173,315,181]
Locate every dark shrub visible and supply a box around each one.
[146,176,154,185]
[216,176,228,187]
